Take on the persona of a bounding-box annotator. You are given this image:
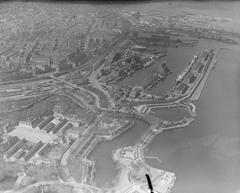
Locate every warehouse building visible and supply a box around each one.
[5,139,26,159]
[24,141,44,162]
[51,118,67,134]
[38,115,54,130]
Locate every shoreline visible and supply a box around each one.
[105,49,218,191]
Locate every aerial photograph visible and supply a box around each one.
[0,0,239,193]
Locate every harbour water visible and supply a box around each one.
[150,106,190,121]
[89,39,240,192]
[88,119,149,188]
[118,47,199,97]
[91,2,240,192]
[145,43,240,193]
[149,47,200,96]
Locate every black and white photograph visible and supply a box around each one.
[0,0,239,193]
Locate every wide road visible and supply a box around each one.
[49,75,102,109]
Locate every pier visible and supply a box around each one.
[190,49,218,101]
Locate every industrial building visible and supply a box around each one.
[186,72,197,84]
[15,150,26,160]
[3,114,75,163]
[3,137,19,153]
[24,141,44,162]
[38,115,54,130]
[76,134,99,159]
[176,83,189,94]
[200,50,209,61]
[51,118,67,134]
[61,122,73,133]
[38,143,52,156]
[32,117,45,128]
[192,61,204,74]
[45,122,56,133]
[4,139,26,159]
[135,31,196,47]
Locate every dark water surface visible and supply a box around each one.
[145,42,240,193]
[112,2,240,192]
[150,106,190,121]
[89,39,240,193]
[118,47,201,96]
[88,119,148,188]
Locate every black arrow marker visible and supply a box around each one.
[146,174,154,193]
